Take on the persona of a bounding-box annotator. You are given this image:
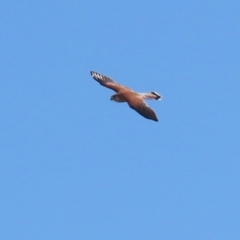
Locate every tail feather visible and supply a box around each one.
[140,91,161,100]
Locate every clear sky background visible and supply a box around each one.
[1,1,240,239]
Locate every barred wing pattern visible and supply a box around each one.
[90,71,129,92]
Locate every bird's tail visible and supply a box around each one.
[140,92,161,100]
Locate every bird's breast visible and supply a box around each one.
[114,94,127,102]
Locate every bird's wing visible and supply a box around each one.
[90,71,131,93]
[127,96,158,122]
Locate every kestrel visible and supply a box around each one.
[90,71,161,121]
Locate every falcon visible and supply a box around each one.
[90,71,161,121]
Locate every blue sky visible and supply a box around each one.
[1,1,240,239]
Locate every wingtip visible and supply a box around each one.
[151,115,158,122]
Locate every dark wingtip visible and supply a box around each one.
[151,115,158,122]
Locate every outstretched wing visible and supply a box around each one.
[90,71,130,92]
[127,97,158,122]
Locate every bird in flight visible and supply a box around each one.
[90,71,161,122]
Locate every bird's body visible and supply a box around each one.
[90,71,161,121]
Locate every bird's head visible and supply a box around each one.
[110,94,121,102]
[110,95,117,101]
